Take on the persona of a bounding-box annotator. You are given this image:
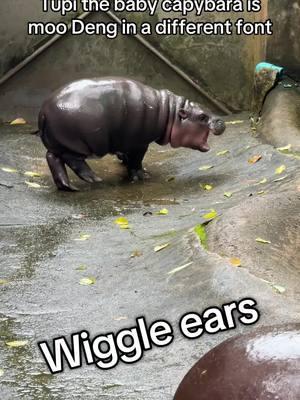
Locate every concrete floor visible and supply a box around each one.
[0,115,299,399]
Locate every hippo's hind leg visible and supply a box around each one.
[125,146,149,182]
[62,153,102,184]
[46,151,78,191]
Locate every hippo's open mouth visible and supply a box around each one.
[198,129,210,152]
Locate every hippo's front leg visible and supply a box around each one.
[125,146,149,182]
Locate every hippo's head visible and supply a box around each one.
[171,102,226,152]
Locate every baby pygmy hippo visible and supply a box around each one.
[38,77,226,191]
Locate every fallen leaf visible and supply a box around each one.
[275,165,286,175]
[24,171,41,178]
[248,155,262,164]
[76,265,87,271]
[194,225,208,249]
[166,176,175,182]
[274,176,288,183]
[224,192,233,198]
[6,340,28,348]
[217,150,230,156]
[277,144,292,152]
[154,243,169,252]
[226,120,244,125]
[257,191,266,195]
[273,285,286,294]
[74,234,91,241]
[25,181,41,189]
[130,250,142,258]
[114,316,128,321]
[1,167,18,173]
[168,262,193,275]
[257,178,267,185]
[80,277,96,286]
[0,279,8,285]
[120,224,130,230]
[200,184,213,191]
[256,237,271,245]
[202,209,218,220]
[0,369,4,377]
[10,118,27,125]
[230,258,242,267]
[72,214,86,220]
[199,165,214,171]
[114,217,129,228]
[156,208,169,215]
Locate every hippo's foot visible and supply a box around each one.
[58,183,79,192]
[46,151,79,191]
[62,154,102,184]
[128,168,150,182]
[124,147,149,182]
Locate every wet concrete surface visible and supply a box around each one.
[0,115,299,399]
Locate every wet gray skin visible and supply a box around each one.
[0,114,299,399]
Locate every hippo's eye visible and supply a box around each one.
[198,114,209,123]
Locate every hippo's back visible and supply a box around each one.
[39,78,170,156]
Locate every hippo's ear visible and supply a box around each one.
[178,109,189,120]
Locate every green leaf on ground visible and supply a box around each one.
[25,181,42,188]
[102,383,124,390]
[273,285,286,294]
[0,369,4,377]
[6,340,28,348]
[156,208,169,215]
[256,237,271,244]
[200,184,213,191]
[199,165,214,171]
[80,277,96,286]
[114,217,128,225]
[119,224,130,230]
[76,265,87,271]
[24,171,41,178]
[1,167,18,173]
[257,178,267,185]
[168,262,193,275]
[217,150,230,156]
[277,144,292,153]
[194,225,208,250]
[154,243,170,252]
[74,234,91,241]
[202,209,218,220]
[0,279,8,285]
[114,217,130,229]
[275,165,286,175]
[274,176,288,183]
[224,192,233,198]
